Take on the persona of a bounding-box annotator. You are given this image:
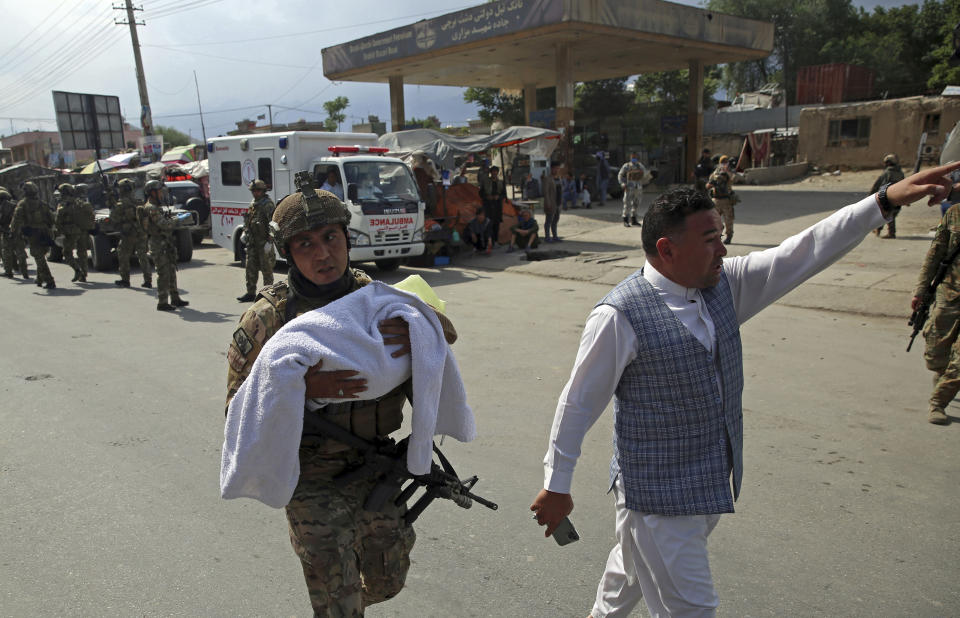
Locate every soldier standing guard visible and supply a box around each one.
[11,181,55,288]
[618,152,647,227]
[707,155,737,244]
[237,179,275,302]
[55,183,86,282]
[224,177,458,615]
[912,201,960,425]
[0,187,28,278]
[872,154,906,239]
[73,183,95,281]
[479,165,506,246]
[112,179,153,288]
[141,179,188,311]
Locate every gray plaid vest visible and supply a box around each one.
[599,270,743,515]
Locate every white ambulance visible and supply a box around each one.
[207,131,425,271]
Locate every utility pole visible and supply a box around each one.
[114,1,152,136]
[194,70,207,153]
[267,104,273,131]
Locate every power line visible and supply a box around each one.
[2,1,109,76]
[0,0,71,65]
[0,29,127,111]
[141,5,476,48]
[147,0,228,19]
[153,104,266,120]
[144,43,322,70]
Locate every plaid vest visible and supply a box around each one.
[599,270,743,515]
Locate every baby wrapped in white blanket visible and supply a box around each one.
[221,279,475,508]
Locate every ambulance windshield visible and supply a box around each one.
[344,161,420,203]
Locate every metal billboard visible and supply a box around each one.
[52,90,125,153]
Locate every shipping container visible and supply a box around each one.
[796,63,875,105]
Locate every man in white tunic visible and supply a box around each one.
[530,162,960,618]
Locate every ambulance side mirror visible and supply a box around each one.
[347,183,358,202]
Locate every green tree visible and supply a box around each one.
[322,96,349,131]
[463,87,524,125]
[154,125,192,148]
[575,78,633,117]
[405,115,441,129]
[927,2,960,92]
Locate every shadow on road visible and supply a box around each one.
[735,190,863,226]
[172,307,236,324]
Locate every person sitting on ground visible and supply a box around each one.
[464,208,494,255]
[508,208,539,252]
[319,169,344,201]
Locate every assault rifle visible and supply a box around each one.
[908,239,960,351]
[310,413,498,525]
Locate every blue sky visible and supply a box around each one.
[0,0,931,143]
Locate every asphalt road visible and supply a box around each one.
[1,189,958,617]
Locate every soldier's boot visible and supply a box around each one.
[630,216,640,227]
[157,297,175,311]
[71,265,80,282]
[928,407,950,425]
[623,217,631,227]
[237,292,256,302]
[2,271,12,278]
[141,279,152,288]
[43,279,56,289]
[115,279,131,287]
[724,234,733,245]
[171,293,189,307]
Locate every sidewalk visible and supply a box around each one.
[446,186,943,320]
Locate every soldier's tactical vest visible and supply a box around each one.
[111,198,139,235]
[57,200,81,236]
[709,170,731,199]
[258,280,405,453]
[0,199,15,228]
[20,198,49,228]
[599,270,744,516]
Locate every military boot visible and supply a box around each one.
[115,279,131,287]
[630,216,640,227]
[43,280,56,289]
[141,280,152,288]
[157,302,175,311]
[2,271,13,278]
[724,234,733,245]
[71,267,80,282]
[172,297,189,307]
[237,292,256,302]
[623,217,631,227]
[928,406,949,425]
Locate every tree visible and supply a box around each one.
[575,78,633,117]
[154,125,192,148]
[322,96,349,131]
[463,87,524,125]
[405,115,441,129]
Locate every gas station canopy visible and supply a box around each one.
[322,0,773,88]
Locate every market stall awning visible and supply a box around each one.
[379,126,561,168]
[161,144,199,164]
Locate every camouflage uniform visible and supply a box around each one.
[916,204,960,422]
[225,271,458,616]
[1,189,28,278]
[75,193,95,278]
[242,194,276,295]
[871,163,906,238]
[56,193,88,282]
[11,187,55,287]
[112,191,152,286]
[707,167,735,242]
[141,196,184,306]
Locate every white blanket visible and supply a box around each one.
[220,281,475,508]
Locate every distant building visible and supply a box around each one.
[352,115,387,136]
[0,122,142,168]
[798,95,960,169]
[228,118,328,135]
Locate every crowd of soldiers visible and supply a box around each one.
[0,178,188,310]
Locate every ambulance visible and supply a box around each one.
[207,131,425,271]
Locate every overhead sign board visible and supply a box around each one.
[52,90,125,153]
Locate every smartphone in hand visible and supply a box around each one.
[552,517,580,546]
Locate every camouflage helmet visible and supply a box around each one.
[117,178,135,193]
[272,172,351,253]
[144,179,162,194]
[883,153,899,166]
[57,183,75,197]
[22,181,38,196]
[248,179,268,192]
[0,188,11,201]
[74,183,88,194]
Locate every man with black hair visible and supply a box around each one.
[531,162,960,617]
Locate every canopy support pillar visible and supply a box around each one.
[389,75,405,132]
[686,59,704,183]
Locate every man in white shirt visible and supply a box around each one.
[530,162,960,618]
[320,169,345,201]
